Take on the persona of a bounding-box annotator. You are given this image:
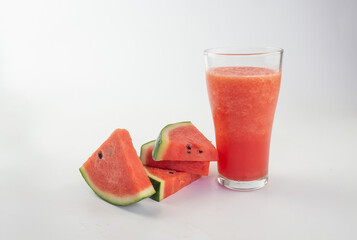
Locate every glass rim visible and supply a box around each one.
[204,46,284,56]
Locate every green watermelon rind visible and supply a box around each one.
[139,140,156,164]
[79,166,156,206]
[152,121,192,161]
[144,168,165,202]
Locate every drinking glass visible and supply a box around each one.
[204,47,283,191]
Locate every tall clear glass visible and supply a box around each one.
[204,47,283,191]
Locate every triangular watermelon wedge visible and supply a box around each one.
[80,129,155,206]
[140,140,210,176]
[144,166,201,202]
[152,121,218,162]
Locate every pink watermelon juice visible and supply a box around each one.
[206,66,281,181]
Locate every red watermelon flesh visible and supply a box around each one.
[152,121,218,162]
[144,166,201,202]
[80,129,155,206]
[140,140,210,176]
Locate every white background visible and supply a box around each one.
[1,0,356,239]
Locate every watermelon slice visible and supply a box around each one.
[152,121,218,162]
[144,166,201,202]
[140,140,210,176]
[80,129,156,206]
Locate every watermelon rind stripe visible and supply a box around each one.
[152,121,192,161]
[144,168,165,202]
[139,140,156,164]
[148,177,162,202]
[79,166,156,206]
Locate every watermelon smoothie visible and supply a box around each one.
[206,66,281,183]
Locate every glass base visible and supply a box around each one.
[217,174,268,191]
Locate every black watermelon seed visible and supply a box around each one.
[198,150,203,153]
[187,151,191,154]
[98,151,103,159]
[186,144,191,150]
[168,171,175,174]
